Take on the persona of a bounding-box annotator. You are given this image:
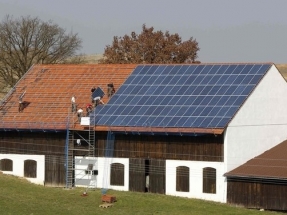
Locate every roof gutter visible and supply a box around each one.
[94,125,224,135]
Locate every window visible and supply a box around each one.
[85,164,98,175]
[24,160,37,178]
[176,166,189,192]
[0,159,13,171]
[203,167,216,194]
[110,163,124,186]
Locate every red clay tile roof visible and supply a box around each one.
[225,139,287,180]
[0,64,136,130]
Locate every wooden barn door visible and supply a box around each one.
[150,159,165,194]
[129,158,145,192]
[110,163,124,186]
[45,156,66,187]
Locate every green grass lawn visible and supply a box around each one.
[0,173,284,215]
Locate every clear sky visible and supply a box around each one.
[1,0,287,63]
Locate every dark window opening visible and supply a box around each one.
[85,170,98,175]
[24,160,37,178]
[0,159,13,171]
[176,166,190,192]
[110,163,124,186]
[203,167,216,194]
[85,164,98,175]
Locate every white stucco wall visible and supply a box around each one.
[74,156,98,188]
[225,65,287,172]
[166,160,226,203]
[0,154,45,185]
[75,156,129,191]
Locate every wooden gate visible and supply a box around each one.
[110,163,124,186]
[150,159,165,194]
[129,158,145,192]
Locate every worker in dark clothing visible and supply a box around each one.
[91,86,96,93]
[91,86,97,102]
[18,98,23,112]
[107,83,115,97]
[18,91,26,112]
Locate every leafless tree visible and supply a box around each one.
[0,15,83,87]
[100,24,200,64]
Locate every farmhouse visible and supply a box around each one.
[1,63,287,211]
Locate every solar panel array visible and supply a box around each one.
[92,64,271,129]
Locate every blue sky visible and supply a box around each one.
[1,0,287,63]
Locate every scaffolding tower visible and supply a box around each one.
[65,111,96,190]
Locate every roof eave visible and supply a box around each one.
[94,125,224,134]
[225,174,287,181]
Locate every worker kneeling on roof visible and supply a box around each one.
[93,96,104,106]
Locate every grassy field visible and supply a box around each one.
[0,172,284,215]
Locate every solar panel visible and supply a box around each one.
[95,63,272,129]
[91,87,105,99]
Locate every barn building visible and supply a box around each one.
[1,63,287,210]
[225,139,287,211]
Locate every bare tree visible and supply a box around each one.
[0,15,83,87]
[100,24,200,64]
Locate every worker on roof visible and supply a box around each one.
[71,95,76,113]
[107,83,115,98]
[90,86,98,103]
[86,103,93,116]
[91,86,96,93]
[18,97,23,113]
[77,108,83,122]
[18,91,26,113]
[93,96,104,107]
